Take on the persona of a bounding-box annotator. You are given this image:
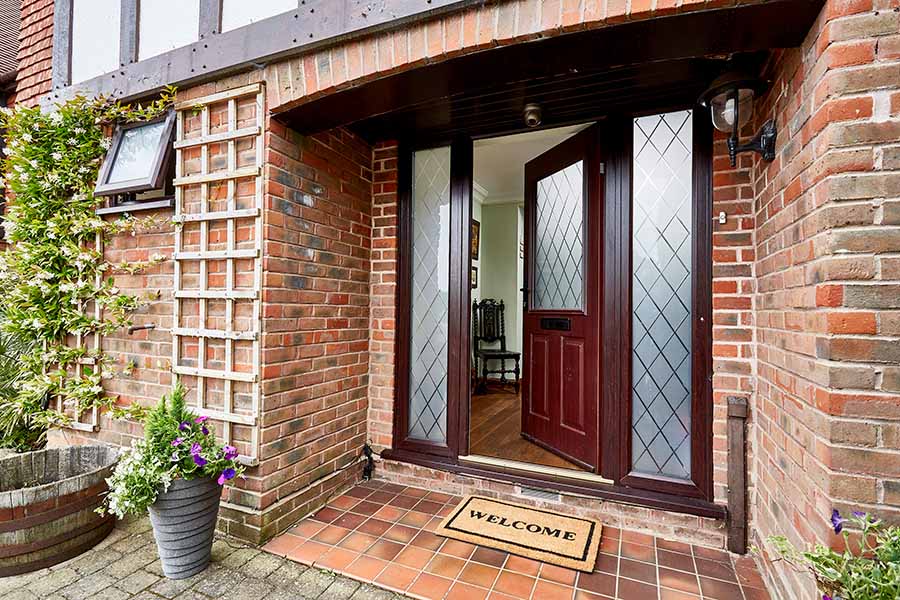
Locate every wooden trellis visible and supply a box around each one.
[171,83,265,465]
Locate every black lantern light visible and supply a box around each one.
[699,70,777,167]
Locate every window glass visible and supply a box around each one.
[221,0,296,32]
[71,0,120,83]
[631,110,694,481]
[138,0,201,60]
[108,121,167,184]
[408,146,451,444]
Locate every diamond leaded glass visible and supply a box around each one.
[534,160,584,310]
[631,111,693,481]
[408,147,451,444]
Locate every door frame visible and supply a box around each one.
[387,106,715,515]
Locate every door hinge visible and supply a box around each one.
[599,162,605,174]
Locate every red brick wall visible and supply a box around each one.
[257,121,374,540]
[749,1,900,598]
[16,0,52,106]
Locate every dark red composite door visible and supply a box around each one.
[521,125,602,471]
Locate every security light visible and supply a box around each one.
[699,71,776,167]
[95,111,176,197]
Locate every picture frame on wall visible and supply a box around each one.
[471,266,478,289]
[471,219,481,260]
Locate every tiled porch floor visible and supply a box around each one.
[263,480,772,600]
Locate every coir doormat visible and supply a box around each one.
[435,495,602,572]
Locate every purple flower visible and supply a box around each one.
[194,416,209,424]
[171,437,183,447]
[170,451,179,462]
[201,425,209,435]
[190,442,202,456]
[831,509,845,534]
[852,511,867,519]
[178,421,190,431]
[217,468,236,485]
[192,453,207,467]
[823,595,832,600]
[223,445,238,460]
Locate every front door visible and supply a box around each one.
[521,125,602,470]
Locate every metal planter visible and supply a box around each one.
[148,477,221,579]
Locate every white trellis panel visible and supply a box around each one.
[171,83,265,465]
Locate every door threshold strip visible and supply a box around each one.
[459,454,614,485]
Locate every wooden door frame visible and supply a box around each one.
[388,106,715,513]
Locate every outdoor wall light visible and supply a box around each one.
[699,71,777,167]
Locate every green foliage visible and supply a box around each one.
[769,511,900,600]
[102,380,244,518]
[0,330,42,451]
[0,88,175,448]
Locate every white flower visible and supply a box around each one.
[30,318,42,329]
[22,133,32,143]
[51,151,62,161]
[101,137,112,150]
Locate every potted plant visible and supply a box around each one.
[768,510,900,600]
[102,381,244,579]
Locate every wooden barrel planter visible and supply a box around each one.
[0,446,119,576]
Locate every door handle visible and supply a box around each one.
[520,286,528,310]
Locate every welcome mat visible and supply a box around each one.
[435,495,602,572]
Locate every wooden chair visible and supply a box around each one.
[472,299,521,394]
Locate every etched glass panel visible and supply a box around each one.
[533,161,584,310]
[408,147,451,444]
[631,110,693,481]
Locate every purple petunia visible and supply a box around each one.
[170,451,179,462]
[852,511,867,519]
[222,445,238,460]
[171,437,184,447]
[194,416,209,424]
[217,468,236,485]
[201,425,209,435]
[831,509,845,534]
[192,453,207,467]
[178,421,190,431]
[190,442,202,456]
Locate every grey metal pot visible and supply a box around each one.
[148,477,222,579]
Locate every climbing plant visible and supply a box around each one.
[0,88,176,449]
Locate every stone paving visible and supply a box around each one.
[0,517,405,600]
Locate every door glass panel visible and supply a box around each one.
[408,147,452,444]
[631,110,693,481]
[533,161,584,310]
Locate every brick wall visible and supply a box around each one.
[748,1,900,598]
[16,0,52,106]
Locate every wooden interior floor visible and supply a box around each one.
[468,384,585,471]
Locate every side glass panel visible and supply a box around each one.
[533,160,584,310]
[139,0,201,60]
[408,147,452,444]
[631,110,693,481]
[222,0,297,32]
[71,0,121,83]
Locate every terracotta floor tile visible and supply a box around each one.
[338,531,379,553]
[287,540,331,564]
[532,579,575,600]
[619,558,656,585]
[603,527,622,540]
[390,495,420,509]
[410,530,445,551]
[577,570,616,597]
[346,555,389,581]
[657,549,695,573]
[312,524,350,545]
[458,562,500,588]
[289,519,327,538]
[425,491,453,503]
[400,510,433,528]
[437,505,454,517]
[540,563,577,586]
[493,570,536,597]
[594,553,619,575]
[699,576,743,599]
[414,500,445,515]
[488,592,519,600]
[403,487,430,498]
[384,524,419,544]
[396,545,435,570]
[368,490,398,504]
[446,582,489,600]
[358,517,393,537]
[616,577,657,600]
[658,567,700,595]
[310,506,343,523]
[381,483,407,494]
[692,546,731,563]
[349,500,384,516]
[332,511,368,530]
[425,554,467,580]
[620,541,655,563]
[742,585,773,600]
[375,563,419,592]
[261,533,303,557]
[504,555,542,577]
[440,539,477,560]
[317,548,359,572]
[375,505,407,522]
[576,591,614,600]
[659,589,701,600]
[471,546,507,568]
[424,517,443,532]
[620,530,654,547]
[657,538,692,555]
[407,573,454,600]
[345,487,373,499]
[599,535,621,554]
[369,539,405,561]
[329,495,361,511]
[695,557,738,582]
